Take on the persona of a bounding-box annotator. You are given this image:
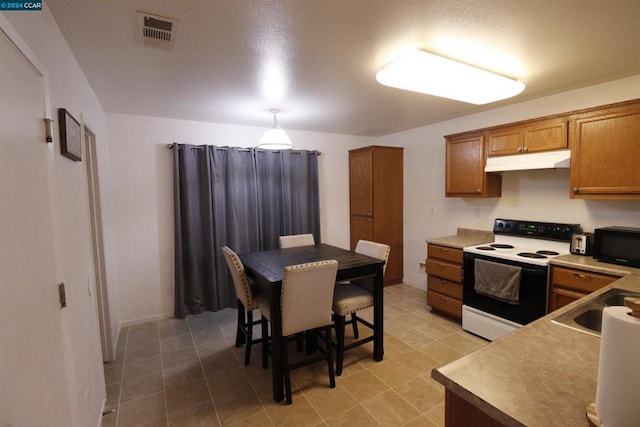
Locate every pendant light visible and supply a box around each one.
[376,49,525,105]
[257,108,293,150]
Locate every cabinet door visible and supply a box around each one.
[446,135,501,197]
[349,149,373,215]
[523,118,567,153]
[350,215,373,251]
[571,104,640,199]
[446,135,484,195]
[486,127,522,156]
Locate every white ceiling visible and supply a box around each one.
[47,0,640,137]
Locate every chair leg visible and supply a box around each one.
[235,300,246,347]
[351,312,359,339]
[283,337,292,404]
[244,310,253,366]
[335,314,346,376]
[261,316,269,369]
[324,326,336,388]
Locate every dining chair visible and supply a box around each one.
[332,240,390,376]
[259,259,338,404]
[279,232,318,352]
[279,233,315,248]
[222,246,268,366]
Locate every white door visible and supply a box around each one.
[0,27,74,425]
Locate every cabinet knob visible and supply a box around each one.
[573,187,578,193]
[523,146,529,152]
[476,188,481,193]
[517,147,522,152]
[552,289,557,295]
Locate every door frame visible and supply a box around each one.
[83,123,113,361]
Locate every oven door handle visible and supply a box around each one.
[520,267,547,275]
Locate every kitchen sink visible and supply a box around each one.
[551,288,640,337]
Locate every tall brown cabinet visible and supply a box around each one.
[349,146,403,285]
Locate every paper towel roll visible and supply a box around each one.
[595,306,640,427]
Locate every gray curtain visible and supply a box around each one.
[173,144,321,317]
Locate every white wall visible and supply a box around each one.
[4,6,118,426]
[105,114,373,323]
[379,75,640,290]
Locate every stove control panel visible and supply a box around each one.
[493,219,581,242]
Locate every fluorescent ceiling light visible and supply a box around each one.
[257,108,293,150]
[376,49,525,105]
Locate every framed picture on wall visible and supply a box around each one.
[58,108,82,161]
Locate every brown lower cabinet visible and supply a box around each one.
[444,390,504,427]
[426,243,463,320]
[548,265,619,312]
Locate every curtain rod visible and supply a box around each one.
[167,143,321,155]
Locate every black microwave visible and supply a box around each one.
[593,226,640,268]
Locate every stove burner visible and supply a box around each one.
[536,250,559,256]
[518,252,547,259]
[476,246,496,251]
[490,243,515,249]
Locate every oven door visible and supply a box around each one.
[463,252,549,325]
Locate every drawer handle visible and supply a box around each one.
[573,273,591,280]
[438,263,446,267]
[439,247,450,252]
[441,280,449,284]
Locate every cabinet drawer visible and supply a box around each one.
[549,286,588,313]
[427,289,462,320]
[425,258,462,282]
[551,266,619,294]
[427,244,463,264]
[428,276,463,300]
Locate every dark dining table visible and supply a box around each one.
[239,243,385,402]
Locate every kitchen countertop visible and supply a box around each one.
[427,227,494,249]
[432,255,640,426]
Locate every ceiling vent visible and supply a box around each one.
[136,11,178,51]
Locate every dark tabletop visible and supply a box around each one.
[239,244,384,284]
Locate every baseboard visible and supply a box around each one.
[97,397,107,427]
[120,312,174,328]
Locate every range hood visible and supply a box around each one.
[485,149,571,172]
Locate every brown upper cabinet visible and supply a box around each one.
[445,98,640,200]
[570,100,640,199]
[486,118,568,156]
[445,134,501,198]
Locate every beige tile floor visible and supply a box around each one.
[102,284,487,426]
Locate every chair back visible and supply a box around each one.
[281,260,338,336]
[221,246,253,309]
[355,240,391,276]
[279,233,315,248]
